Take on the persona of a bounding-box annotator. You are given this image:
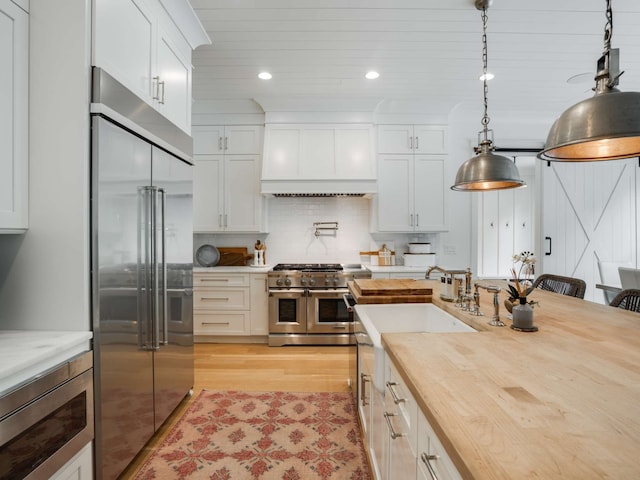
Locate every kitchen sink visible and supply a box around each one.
[354,303,476,389]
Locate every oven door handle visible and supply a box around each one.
[308,289,349,295]
[269,289,306,296]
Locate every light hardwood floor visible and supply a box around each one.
[119,343,355,478]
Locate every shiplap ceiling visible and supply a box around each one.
[189,0,640,116]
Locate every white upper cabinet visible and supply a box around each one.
[0,0,28,232]
[93,0,208,133]
[378,125,447,155]
[375,125,448,233]
[193,125,263,155]
[192,126,265,233]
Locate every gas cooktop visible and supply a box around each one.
[272,263,344,272]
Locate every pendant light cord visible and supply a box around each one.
[480,7,490,138]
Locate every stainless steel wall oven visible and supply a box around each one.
[268,264,370,345]
[0,351,93,480]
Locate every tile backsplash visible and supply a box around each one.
[194,196,438,266]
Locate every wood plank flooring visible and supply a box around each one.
[119,343,355,479]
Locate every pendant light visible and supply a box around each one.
[538,0,640,162]
[452,0,525,191]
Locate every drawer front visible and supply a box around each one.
[194,273,250,287]
[417,410,462,480]
[194,288,249,310]
[195,312,249,335]
[386,357,418,456]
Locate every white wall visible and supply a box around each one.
[0,0,92,330]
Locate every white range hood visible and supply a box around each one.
[260,123,377,196]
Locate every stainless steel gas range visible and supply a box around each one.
[267,263,371,346]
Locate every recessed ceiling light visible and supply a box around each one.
[479,72,495,81]
[258,72,272,80]
[365,71,380,80]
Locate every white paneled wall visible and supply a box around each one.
[194,196,439,266]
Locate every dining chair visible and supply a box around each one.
[532,274,587,299]
[609,289,640,312]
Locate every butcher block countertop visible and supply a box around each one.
[381,280,640,479]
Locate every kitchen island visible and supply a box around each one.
[382,280,640,478]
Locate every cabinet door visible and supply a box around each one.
[479,191,500,278]
[225,155,262,231]
[336,127,374,178]
[193,125,225,154]
[498,190,515,278]
[377,155,413,231]
[94,0,154,102]
[0,0,28,230]
[156,27,191,132]
[225,126,263,155]
[413,155,447,231]
[413,126,447,154]
[250,274,268,335]
[193,156,224,232]
[378,125,414,154]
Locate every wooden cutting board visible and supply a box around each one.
[353,279,433,296]
[348,280,432,304]
[217,247,254,266]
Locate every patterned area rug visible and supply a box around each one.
[133,390,371,479]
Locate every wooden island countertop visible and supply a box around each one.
[381,280,640,479]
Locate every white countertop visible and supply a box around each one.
[0,330,93,395]
[193,265,272,273]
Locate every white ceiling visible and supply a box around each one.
[188,0,640,118]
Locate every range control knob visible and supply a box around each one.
[325,277,331,285]
[301,277,307,286]
[284,277,292,287]
[276,277,284,286]
[333,277,340,286]
[309,277,316,286]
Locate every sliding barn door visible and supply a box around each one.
[541,158,637,302]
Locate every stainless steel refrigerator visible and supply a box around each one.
[90,68,194,480]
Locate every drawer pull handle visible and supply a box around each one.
[386,381,406,404]
[421,452,441,480]
[200,278,229,282]
[202,322,230,326]
[360,373,370,406]
[201,297,229,301]
[383,412,406,439]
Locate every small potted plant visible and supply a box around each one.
[504,251,539,312]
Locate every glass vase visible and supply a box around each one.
[512,297,534,330]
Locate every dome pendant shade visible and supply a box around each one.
[538,89,640,161]
[451,140,525,191]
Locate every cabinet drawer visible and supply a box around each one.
[417,410,462,480]
[194,312,249,335]
[194,288,249,310]
[194,273,250,287]
[386,357,418,457]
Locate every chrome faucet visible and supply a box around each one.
[474,283,505,326]
[425,265,448,279]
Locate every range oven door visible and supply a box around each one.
[306,289,352,334]
[268,289,307,334]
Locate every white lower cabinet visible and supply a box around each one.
[359,350,462,480]
[383,356,418,480]
[194,271,268,338]
[50,442,93,480]
[250,273,268,335]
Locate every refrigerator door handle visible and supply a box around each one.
[158,187,168,346]
[138,186,156,350]
[150,185,161,351]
